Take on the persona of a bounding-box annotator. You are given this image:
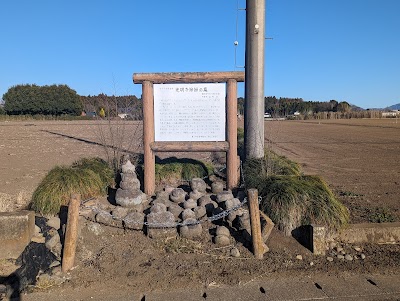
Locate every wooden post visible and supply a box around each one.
[247,189,264,259]
[142,81,155,195]
[62,194,80,272]
[226,79,238,189]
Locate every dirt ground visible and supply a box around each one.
[1,119,400,299]
[263,119,400,223]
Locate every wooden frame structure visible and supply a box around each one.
[133,71,245,195]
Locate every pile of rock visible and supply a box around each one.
[325,241,366,262]
[80,171,273,257]
[115,160,147,210]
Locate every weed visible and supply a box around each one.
[31,157,113,215]
[369,207,395,223]
[259,175,349,235]
[155,157,213,185]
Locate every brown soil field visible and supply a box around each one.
[263,119,400,223]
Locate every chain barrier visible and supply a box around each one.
[81,197,253,228]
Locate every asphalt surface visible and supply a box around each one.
[18,273,400,301]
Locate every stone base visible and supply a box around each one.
[0,210,35,259]
[147,227,177,239]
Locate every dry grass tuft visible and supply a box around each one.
[31,157,114,215]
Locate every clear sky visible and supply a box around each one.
[1,0,399,109]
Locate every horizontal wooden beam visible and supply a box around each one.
[133,72,245,84]
[151,141,229,152]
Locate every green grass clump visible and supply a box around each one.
[72,157,115,188]
[32,157,114,215]
[258,175,349,235]
[369,207,395,223]
[243,149,301,188]
[155,157,213,184]
[243,149,348,235]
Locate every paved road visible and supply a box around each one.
[19,273,400,301]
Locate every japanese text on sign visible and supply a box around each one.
[154,83,226,141]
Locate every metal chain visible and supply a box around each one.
[81,196,266,228]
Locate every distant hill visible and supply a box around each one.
[386,103,400,110]
[350,104,364,111]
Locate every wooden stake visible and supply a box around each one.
[248,189,264,259]
[62,194,80,272]
[142,80,155,195]
[226,79,238,189]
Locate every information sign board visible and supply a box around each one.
[154,83,226,141]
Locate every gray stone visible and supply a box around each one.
[208,174,218,182]
[116,189,146,207]
[183,199,197,209]
[121,160,136,174]
[156,190,170,202]
[87,222,104,236]
[225,198,241,210]
[354,246,362,252]
[180,219,202,239]
[49,260,61,268]
[45,233,60,251]
[147,227,177,239]
[296,255,303,260]
[112,207,130,220]
[345,254,353,261]
[214,235,231,246]
[361,253,366,260]
[336,246,344,253]
[337,254,345,260]
[120,177,141,191]
[217,191,234,203]
[164,186,175,194]
[194,206,207,219]
[121,172,139,182]
[31,235,45,243]
[182,209,196,220]
[34,225,41,235]
[170,188,186,203]
[311,225,326,256]
[198,195,212,206]
[190,178,207,193]
[227,212,237,223]
[147,211,176,228]
[189,190,204,201]
[46,217,61,230]
[95,210,121,227]
[150,203,167,214]
[167,203,183,220]
[123,212,145,231]
[216,226,231,238]
[238,212,251,231]
[211,182,224,194]
[230,247,240,257]
[327,256,334,262]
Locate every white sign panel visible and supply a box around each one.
[154,83,226,141]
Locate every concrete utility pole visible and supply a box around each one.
[244,0,265,159]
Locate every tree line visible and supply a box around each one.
[1,84,375,120]
[1,84,143,119]
[3,84,82,115]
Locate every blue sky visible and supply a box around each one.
[0,0,399,109]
